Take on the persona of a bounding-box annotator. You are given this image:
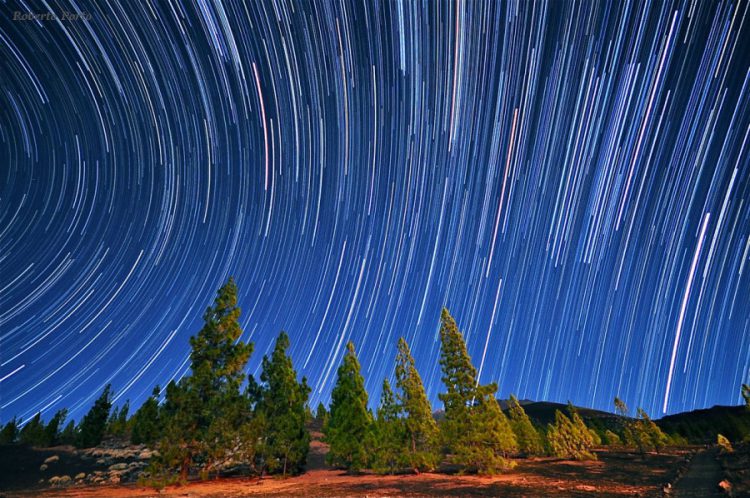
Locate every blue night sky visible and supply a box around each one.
[1,0,749,425]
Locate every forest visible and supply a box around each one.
[2,278,749,488]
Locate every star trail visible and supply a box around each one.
[1,0,749,426]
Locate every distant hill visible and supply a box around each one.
[434,400,750,444]
[435,400,626,433]
[510,401,620,427]
[656,405,750,444]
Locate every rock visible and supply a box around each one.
[49,475,71,486]
[39,464,48,471]
[75,472,86,480]
[96,458,107,464]
[718,479,732,495]
[43,455,59,464]
[138,449,153,460]
[109,474,121,484]
[109,462,128,471]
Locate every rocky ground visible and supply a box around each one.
[1,439,699,498]
[717,441,750,497]
[0,440,156,494]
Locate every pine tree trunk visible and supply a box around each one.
[181,456,189,482]
[411,433,419,474]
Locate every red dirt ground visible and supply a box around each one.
[3,438,691,498]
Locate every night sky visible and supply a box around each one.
[1,0,749,426]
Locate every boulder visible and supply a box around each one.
[49,475,71,486]
[39,464,48,471]
[43,455,60,464]
[75,472,86,480]
[109,462,129,471]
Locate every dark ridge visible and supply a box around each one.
[656,405,750,444]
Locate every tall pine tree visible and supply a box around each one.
[394,337,439,472]
[131,387,162,445]
[324,341,372,472]
[76,385,113,448]
[156,278,254,481]
[370,379,403,474]
[44,409,68,446]
[438,308,517,474]
[251,331,311,476]
[0,417,19,444]
[19,413,47,446]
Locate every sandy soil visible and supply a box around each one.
[5,447,690,497]
[1,427,697,497]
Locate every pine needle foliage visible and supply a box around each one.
[154,278,254,481]
[546,406,596,461]
[324,341,373,472]
[251,331,311,476]
[76,385,113,448]
[395,337,440,472]
[131,387,162,445]
[438,308,517,474]
[507,394,544,456]
[370,379,403,474]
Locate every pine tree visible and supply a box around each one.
[156,380,198,482]
[251,331,311,476]
[466,393,518,472]
[742,384,750,410]
[395,337,439,472]
[156,278,254,481]
[59,420,77,445]
[632,408,667,455]
[438,308,517,473]
[603,429,622,446]
[0,416,19,444]
[546,408,596,460]
[131,387,162,445]
[19,413,47,446]
[314,402,328,426]
[567,402,598,448]
[44,409,68,446]
[324,341,373,472]
[613,397,636,446]
[614,397,628,417]
[107,402,129,437]
[370,379,403,474]
[507,394,544,456]
[76,385,113,448]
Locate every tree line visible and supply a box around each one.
[2,279,749,482]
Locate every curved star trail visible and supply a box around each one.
[1,0,749,425]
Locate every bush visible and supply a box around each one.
[717,434,733,453]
